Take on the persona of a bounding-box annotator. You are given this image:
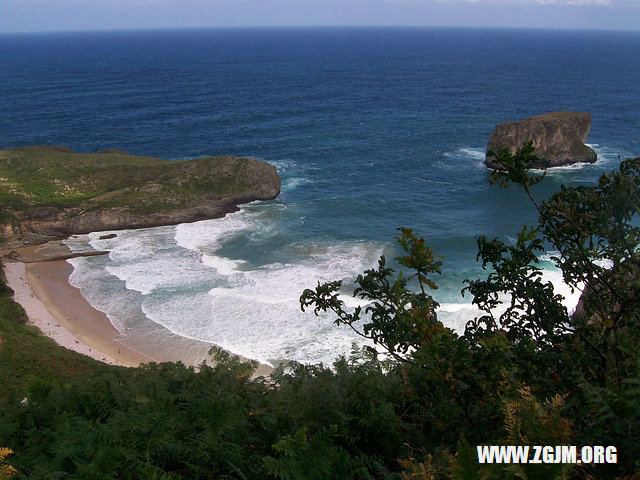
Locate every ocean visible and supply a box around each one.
[1,27,639,366]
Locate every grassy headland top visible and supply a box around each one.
[0,146,280,248]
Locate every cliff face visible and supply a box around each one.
[485,112,597,169]
[0,146,281,248]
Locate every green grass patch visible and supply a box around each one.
[0,275,113,404]
[0,147,269,224]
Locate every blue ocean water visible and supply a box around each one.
[1,28,639,365]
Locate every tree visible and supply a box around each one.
[302,143,640,478]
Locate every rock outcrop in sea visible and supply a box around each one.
[485,111,597,169]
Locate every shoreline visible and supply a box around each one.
[2,240,274,376]
[4,260,156,367]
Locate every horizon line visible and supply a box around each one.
[2,24,639,36]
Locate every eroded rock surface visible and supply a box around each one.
[0,146,281,248]
[485,111,597,169]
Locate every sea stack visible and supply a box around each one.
[485,111,597,169]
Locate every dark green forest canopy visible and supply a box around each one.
[1,147,639,479]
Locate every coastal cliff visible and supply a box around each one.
[0,146,281,248]
[485,111,597,169]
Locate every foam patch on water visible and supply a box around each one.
[442,143,631,177]
[64,234,95,253]
[67,255,137,334]
[445,146,486,161]
[201,254,247,276]
[67,216,586,366]
[540,266,582,314]
[139,240,383,366]
[174,210,251,253]
[282,177,312,192]
[458,147,486,160]
[64,204,593,366]
[83,226,216,296]
[436,302,482,334]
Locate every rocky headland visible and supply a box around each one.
[0,146,281,249]
[485,111,597,169]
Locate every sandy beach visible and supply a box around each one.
[4,260,155,366]
[2,241,273,376]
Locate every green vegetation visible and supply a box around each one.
[0,146,163,209]
[0,145,638,479]
[0,447,17,479]
[0,273,107,404]
[0,146,279,243]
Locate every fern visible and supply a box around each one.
[0,448,17,480]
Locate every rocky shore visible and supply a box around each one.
[0,146,281,249]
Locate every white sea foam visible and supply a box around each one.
[443,142,629,176]
[531,163,590,174]
[65,206,385,366]
[64,234,94,253]
[444,146,486,161]
[540,266,582,315]
[437,250,584,334]
[531,143,629,177]
[67,256,133,334]
[437,304,483,334]
[138,239,383,366]
[458,147,486,160]
[201,254,246,276]
[269,158,299,173]
[68,215,586,366]
[174,210,251,252]
[439,303,474,313]
[282,177,312,192]
[64,194,600,367]
[104,252,214,296]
